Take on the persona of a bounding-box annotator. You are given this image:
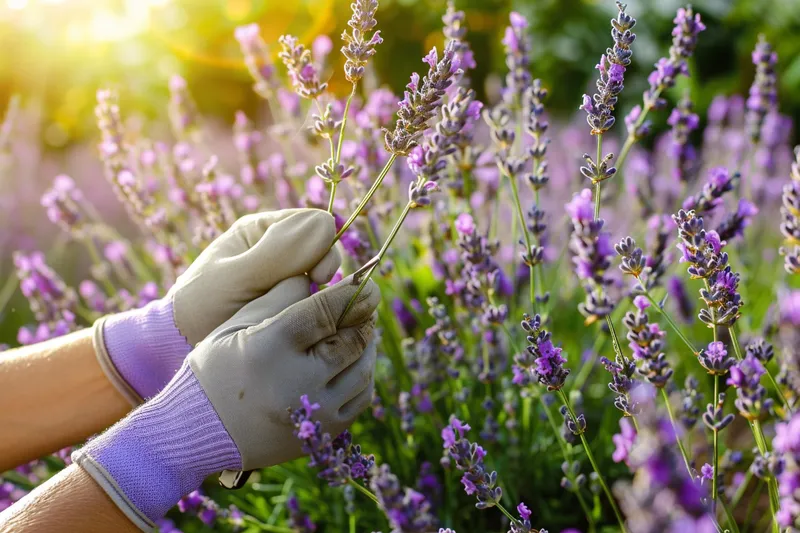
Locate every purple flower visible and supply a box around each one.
[579,2,636,134]
[442,415,502,509]
[746,36,778,143]
[455,213,475,235]
[278,35,327,99]
[612,417,637,465]
[386,41,463,156]
[514,314,570,390]
[371,464,437,532]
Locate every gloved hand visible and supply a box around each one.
[73,274,380,532]
[94,209,342,404]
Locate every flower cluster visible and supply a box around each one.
[682,166,736,214]
[340,0,383,84]
[614,407,714,533]
[642,6,705,111]
[568,189,615,319]
[513,313,570,391]
[371,464,438,533]
[441,416,502,509]
[727,352,773,420]
[384,41,462,156]
[600,353,639,417]
[13,251,77,345]
[774,414,800,529]
[624,296,673,388]
[442,0,476,83]
[234,23,278,99]
[745,36,778,144]
[779,146,800,274]
[667,95,700,184]
[287,494,317,532]
[501,12,532,105]
[291,395,374,486]
[278,35,328,99]
[579,2,636,135]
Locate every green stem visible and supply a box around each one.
[641,288,699,354]
[742,481,764,533]
[0,273,17,315]
[594,134,603,219]
[559,390,628,533]
[327,180,338,214]
[502,164,536,313]
[661,388,693,476]
[347,479,381,506]
[349,513,356,533]
[337,202,411,327]
[335,85,357,164]
[712,374,719,515]
[720,498,741,533]
[614,88,661,176]
[242,516,294,533]
[496,502,521,527]
[333,153,398,245]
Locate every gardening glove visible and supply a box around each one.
[73,274,380,532]
[93,208,342,405]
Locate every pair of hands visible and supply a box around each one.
[76,209,380,531]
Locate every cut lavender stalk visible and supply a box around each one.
[336,83,473,327]
[333,41,462,244]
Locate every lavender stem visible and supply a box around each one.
[559,390,629,533]
[333,153,398,245]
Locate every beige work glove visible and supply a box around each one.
[74,274,379,532]
[94,208,342,404]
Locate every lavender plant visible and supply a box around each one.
[2,3,799,533]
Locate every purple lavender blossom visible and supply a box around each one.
[579,2,636,135]
[168,75,200,140]
[278,35,328,99]
[680,375,703,429]
[601,353,640,416]
[568,189,615,319]
[385,41,462,155]
[623,296,673,388]
[667,276,694,323]
[40,175,87,236]
[727,352,773,421]
[682,167,736,214]
[612,417,637,466]
[614,407,713,533]
[779,147,800,274]
[501,12,532,105]
[513,314,570,390]
[287,495,317,532]
[291,395,374,487]
[341,0,382,84]
[774,414,800,529]
[698,341,734,376]
[442,0,476,82]
[746,36,778,144]
[371,463,438,532]
[668,95,699,184]
[234,23,278,99]
[441,416,502,509]
[716,199,758,242]
[640,6,705,111]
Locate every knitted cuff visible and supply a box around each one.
[97,298,192,403]
[73,362,242,531]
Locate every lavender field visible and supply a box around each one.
[1,0,799,531]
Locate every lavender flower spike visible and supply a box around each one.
[642,5,705,111]
[278,35,328,99]
[234,24,278,99]
[370,464,438,532]
[746,35,778,144]
[341,0,383,84]
[501,11,532,105]
[385,41,462,155]
[779,146,800,274]
[579,2,636,135]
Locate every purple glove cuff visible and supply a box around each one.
[101,298,192,402]
[73,362,242,530]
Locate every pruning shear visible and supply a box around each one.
[219,255,381,490]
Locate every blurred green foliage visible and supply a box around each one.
[1,0,799,150]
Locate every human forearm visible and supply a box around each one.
[0,328,130,471]
[0,464,141,533]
